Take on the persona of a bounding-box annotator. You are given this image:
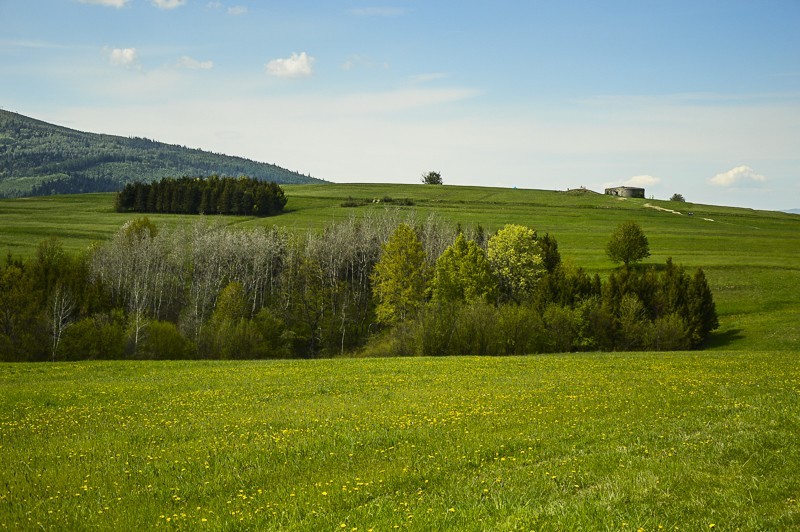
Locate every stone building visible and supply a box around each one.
[604,186,645,198]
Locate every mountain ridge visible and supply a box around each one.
[0,109,326,197]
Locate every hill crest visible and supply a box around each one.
[0,109,326,197]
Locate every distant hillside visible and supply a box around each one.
[784,208,800,215]
[0,109,326,197]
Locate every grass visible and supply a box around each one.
[1,184,799,528]
[1,184,798,352]
[1,354,799,530]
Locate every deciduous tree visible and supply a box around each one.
[606,221,651,266]
[487,224,544,302]
[431,233,496,304]
[421,170,443,185]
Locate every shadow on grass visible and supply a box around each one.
[703,328,745,349]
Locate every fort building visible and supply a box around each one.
[605,186,645,198]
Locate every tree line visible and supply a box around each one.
[0,213,718,362]
[115,176,287,216]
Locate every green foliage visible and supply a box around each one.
[371,224,428,325]
[538,232,561,273]
[0,109,324,198]
[685,268,719,346]
[4,179,793,359]
[670,193,686,202]
[601,261,719,349]
[58,312,125,360]
[138,320,194,360]
[488,224,544,302]
[115,176,287,217]
[431,233,496,304]
[421,170,443,185]
[122,217,158,240]
[606,220,651,266]
[213,282,250,322]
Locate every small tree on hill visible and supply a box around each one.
[421,171,443,185]
[606,221,650,267]
[670,193,686,202]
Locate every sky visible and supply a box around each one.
[1,0,799,211]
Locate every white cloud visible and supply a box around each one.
[349,7,406,17]
[80,0,129,7]
[624,175,661,187]
[265,52,315,78]
[176,56,214,70]
[207,1,222,7]
[227,6,247,15]
[109,47,138,67]
[151,0,185,9]
[710,166,767,187]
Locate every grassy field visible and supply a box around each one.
[2,354,799,530]
[1,184,798,352]
[1,184,799,529]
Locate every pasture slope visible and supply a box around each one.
[1,184,799,529]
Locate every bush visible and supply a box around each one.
[138,320,194,360]
[645,313,690,351]
[450,301,501,356]
[543,304,582,352]
[59,312,126,360]
[496,304,545,355]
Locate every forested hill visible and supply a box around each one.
[0,109,326,197]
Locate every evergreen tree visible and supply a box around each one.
[371,224,428,325]
[685,268,719,346]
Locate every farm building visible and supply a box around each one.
[605,186,645,198]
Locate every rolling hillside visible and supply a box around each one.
[1,184,797,353]
[0,109,326,197]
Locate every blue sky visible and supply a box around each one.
[1,0,799,210]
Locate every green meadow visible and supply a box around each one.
[2,354,800,530]
[2,184,798,351]
[1,184,799,529]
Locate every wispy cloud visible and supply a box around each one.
[80,0,129,7]
[265,52,315,78]
[227,6,247,15]
[109,47,138,67]
[151,0,185,9]
[349,7,406,17]
[410,72,449,83]
[0,39,81,51]
[176,56,213,70]
[341,54,389,71]
[710,166,767,187]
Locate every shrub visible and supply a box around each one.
[138,320,194,360]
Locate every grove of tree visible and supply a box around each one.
[0,212,718,362]
[115,175,287,216]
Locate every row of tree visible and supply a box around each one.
[115,176,287,216]
[0,213,718,362]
